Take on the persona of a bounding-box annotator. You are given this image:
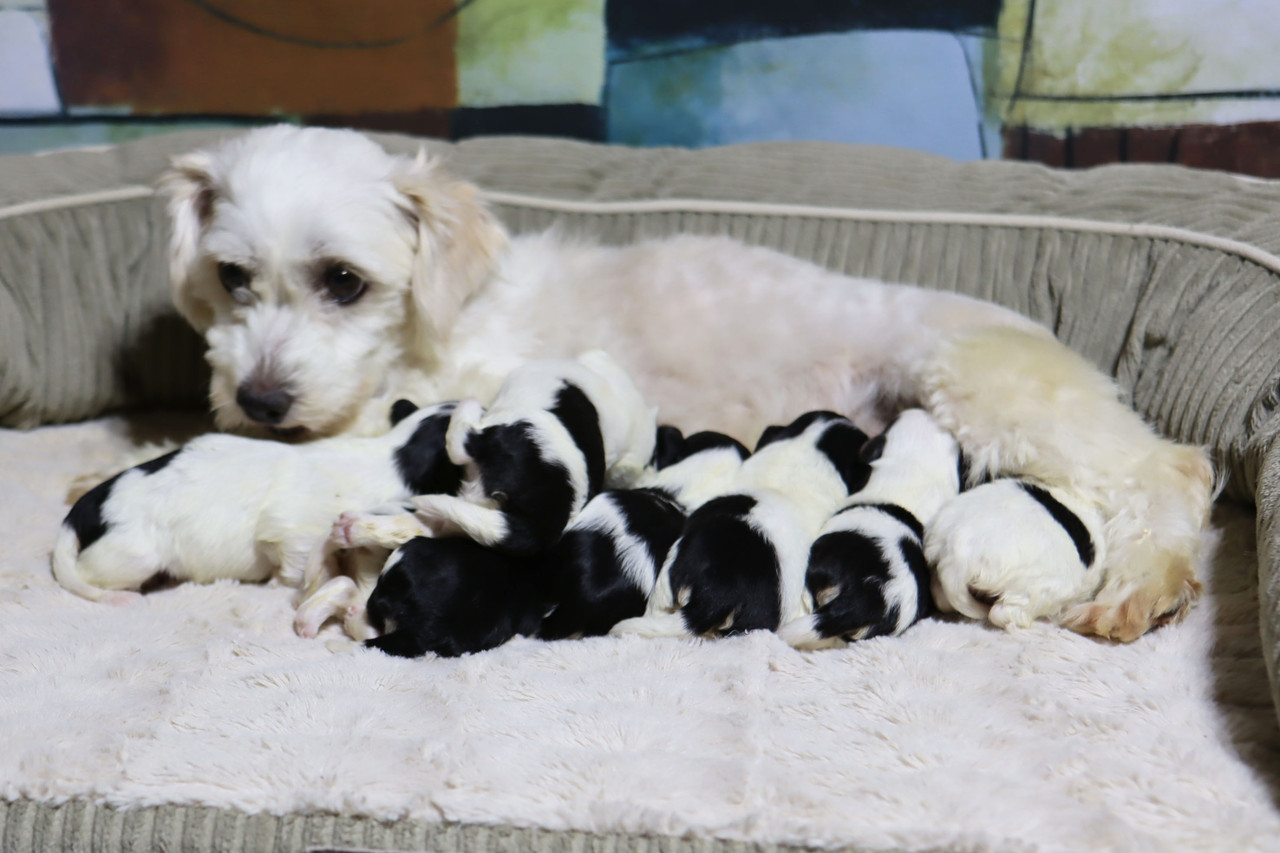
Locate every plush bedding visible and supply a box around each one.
[2,131,1280,852]
[2,414,1278,853]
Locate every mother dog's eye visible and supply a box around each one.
[217,262,250,293]
[321,265,367,305]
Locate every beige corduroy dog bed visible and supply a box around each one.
[1,131,1278,853]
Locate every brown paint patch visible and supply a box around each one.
[307,109,451,138]
[1125,126,1178,163]
[1005,121,1280,177]
[49,0,458,115]
[1071,127,1123,169]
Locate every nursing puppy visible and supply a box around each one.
[613,412,867,639]
[363,537,548,658]
[539,429,750,640]
[777,410,961,650]
[362,429,749,652]
[381,350,656,556]
[926,479,1106,630]
[161,124,1215,642]
[52,401,460,604]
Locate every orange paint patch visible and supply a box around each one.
[49,0,459,115]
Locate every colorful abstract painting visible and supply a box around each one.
[2,0,1279,174]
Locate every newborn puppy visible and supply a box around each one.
[53,400,459,604]
[363,537,549,658]
[404,350,657,555]
[614,411,867,639]
[925,478,1106,630]
[778,409,961,649]
[537,428,750,640]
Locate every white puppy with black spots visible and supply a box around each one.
[778,409,961,650]
[330,349,656,560]
[926,479,1106,630]
[51,401,460,605]
[539,428,751,640]
[612,411,868,639]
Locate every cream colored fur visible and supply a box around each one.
[918,328,1214,640]
[160,125,1215,641]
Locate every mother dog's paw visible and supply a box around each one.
[1060,555,1201,642]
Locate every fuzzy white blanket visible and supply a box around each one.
[2,414,1279,853]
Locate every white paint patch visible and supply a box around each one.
[0,10,60,115]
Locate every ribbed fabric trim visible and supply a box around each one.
[0,800,909,853]
[0,186,155,222]
[4,185,1280,278]
[478,189,1280,276]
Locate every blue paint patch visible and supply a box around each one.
[607,29,984,160]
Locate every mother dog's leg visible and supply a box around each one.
[918,326,1215,641]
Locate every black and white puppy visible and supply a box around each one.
[537,428,750,640]
[53,400,461,605]
[363,536,549,658]
[292,399,469,639]
[371,350,657,556]
[613,412,867,639]
[778,409,962,649]
[925,478,1106,630]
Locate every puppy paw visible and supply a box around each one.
[294,576,356,638]
[328,512,362,549]
[106,590,143,607]
[343,604,378,642]
[333,511,428,550]
[293,608,327,639]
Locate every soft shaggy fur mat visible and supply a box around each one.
[3,415,1279,853]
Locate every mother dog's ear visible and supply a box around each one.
[394,149,508,354]
[157,150,219,332]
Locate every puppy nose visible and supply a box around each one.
[236,384,294,425]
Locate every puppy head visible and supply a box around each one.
[159,125,506,438]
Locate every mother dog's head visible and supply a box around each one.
[159,125,506,438]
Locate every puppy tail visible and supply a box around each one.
[50,523,128,604]
[609,611,690,639]
[925,543,993,623]
[445,398,485,467]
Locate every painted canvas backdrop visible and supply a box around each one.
[1,1,1279,172]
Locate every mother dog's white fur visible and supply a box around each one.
[160,124,1215,642]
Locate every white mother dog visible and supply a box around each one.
[159,125,1213,642]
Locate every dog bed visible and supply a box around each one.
[2,132,1279,852]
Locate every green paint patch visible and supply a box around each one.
[457,0,605,107]
[990,0,1278,131]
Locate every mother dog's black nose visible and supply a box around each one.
[236,385,294,425]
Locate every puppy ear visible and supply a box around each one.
[157,151,219,331]
[395,149,508,354]
[755,424,786,451]
[859,434,887,464]
[390,398,421,426]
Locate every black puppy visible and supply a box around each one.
[364,537,549,658]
